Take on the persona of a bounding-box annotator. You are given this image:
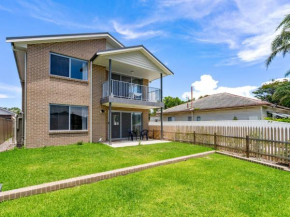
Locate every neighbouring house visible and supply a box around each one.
[7,33,173,148]
[149,114,160,122]
[162,93,290,122]
[0,108,16,119]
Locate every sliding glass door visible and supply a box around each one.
[121,112,131,139]
[132,113,142,136]
[110,112,142,139]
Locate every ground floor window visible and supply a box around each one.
[188,116,192,121]
[50,104,88,131]
[196,116,201,121]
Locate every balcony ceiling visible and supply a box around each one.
[92,46,174,81]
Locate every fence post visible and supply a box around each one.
[214,133,217,150]
[246,135,249,158]
[193,131,196,144]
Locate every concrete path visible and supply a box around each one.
[0,138,14,153]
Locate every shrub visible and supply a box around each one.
[264,117,290,123]
[77,141,84,146]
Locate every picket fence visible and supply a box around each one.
[149,121,290,165]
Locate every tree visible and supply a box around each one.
[163,96,185,109]
[273,82,290,107]
[253,79,290,107]
[266,14,290,77]
[0,107,21,115]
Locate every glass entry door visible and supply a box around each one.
[111,112,120,139]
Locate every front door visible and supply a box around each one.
[111,112,120,139]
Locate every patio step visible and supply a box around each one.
[0,150,215,202]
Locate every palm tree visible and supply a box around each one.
[266,14,290,77]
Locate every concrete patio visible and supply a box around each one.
[103,139,171,148]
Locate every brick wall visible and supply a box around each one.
[26,39,151,147]
[26,39,105,148]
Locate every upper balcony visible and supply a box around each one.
[101,79,162,108]
[92,45,174,109]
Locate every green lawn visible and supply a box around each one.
[1,154,289,217]
[0,142,211,191]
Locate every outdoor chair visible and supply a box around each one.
[128,130,138,141]
[128,130,134,141]
[140,129,149,140]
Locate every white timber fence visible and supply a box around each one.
[148,120,290,165]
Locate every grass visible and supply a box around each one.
[1,154,289,217]
[0,142,212,191]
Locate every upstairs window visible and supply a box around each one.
[50,53,88,81]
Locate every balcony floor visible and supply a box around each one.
[103,139,170,148]
[101,96,164,109]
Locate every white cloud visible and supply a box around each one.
[129,0,290,62]
[0,83,21,99]
[0,83,21,93]
[112,21,164,40]
[194,0,290,63]
[10,0,111,31]
[0,94,10,99]
[182,75,257,99]
[262,77,290,85]
[0,4,13,12]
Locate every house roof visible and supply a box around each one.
[163,93,278,114]
[92,45,173,81]
[0,108,16,116]
[6,32,124,48]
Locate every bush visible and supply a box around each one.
[264,117,290,123]
[77,141,84,146]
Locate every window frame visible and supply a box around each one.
[49,104,88,131]
[50,53,88,81]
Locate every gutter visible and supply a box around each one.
[90,61,93,143]
[12,43,27,146]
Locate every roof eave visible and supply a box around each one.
[6,32,124,48]
[94,45,174,76]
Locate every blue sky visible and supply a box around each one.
[0,0,290,108]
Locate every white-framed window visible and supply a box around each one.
[168,117,175,122]
[50,53,88,81]
[196,116,201,121]
[188,116,192,121]
[50,104,88,131]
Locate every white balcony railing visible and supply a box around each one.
[102,79,161,102]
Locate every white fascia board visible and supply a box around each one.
[6,34,124,48]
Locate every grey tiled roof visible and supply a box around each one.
[163,93,271,114]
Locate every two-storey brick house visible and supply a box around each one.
[7,33,173,148]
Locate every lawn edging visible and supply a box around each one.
[216,151,290,171]
[0,150,215,203]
